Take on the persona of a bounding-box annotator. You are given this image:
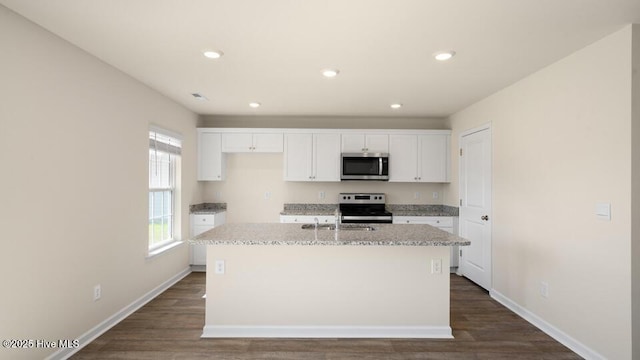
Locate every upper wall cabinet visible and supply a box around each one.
[341,134,389,153]
[284,133,341,182]
[198,131,225,181]
[221,133,284,153]
[389,134,451,183]
[198,128,450,182]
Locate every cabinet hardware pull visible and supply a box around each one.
[481,215,489,221]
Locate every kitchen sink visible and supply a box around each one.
[300,224,376,231]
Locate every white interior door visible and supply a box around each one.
[458,125,492,290]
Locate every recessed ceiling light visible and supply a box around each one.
[203,50,224,59]
[390,103,403,109]
[322,69,339,78]
[249,102,261,108]
[191,93,208,101]
[434,51,456,61]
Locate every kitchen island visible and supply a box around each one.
[191,223,470,339]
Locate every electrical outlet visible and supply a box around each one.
[264,191,271,200]
[319,191,325,199]
[540,281,549,298]
[93,284,101,301]
[432,192,439,199]
[215,260,225,275]
[414,192,421,199]
[431,259,442,274]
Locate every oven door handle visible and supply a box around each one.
[342,215,392,221]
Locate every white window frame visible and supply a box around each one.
[148,126,183,256]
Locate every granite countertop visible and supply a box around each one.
[280,204,338,216]
[190,203,227,214]
[190,223,470,246]
[280,204,459,217]
[386,204,459,217]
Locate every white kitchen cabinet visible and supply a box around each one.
[389,135,419,182]
[284,133,340,182]
[341,134,389,153]
[221,132,283,153]
[389,134,450,183]
[190,212,226,269]
[280,215,336,224]
[419,135,450,182]
[198,131,225,181]
[392,216,458,271]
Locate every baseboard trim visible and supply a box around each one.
[47,267,192,360]
[490,289,605,360]
[202,325,453,339]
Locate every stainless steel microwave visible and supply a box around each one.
[341,153,389,181]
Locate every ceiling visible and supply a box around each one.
[2,0,639,118]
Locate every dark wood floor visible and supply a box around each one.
[72,273,581,359]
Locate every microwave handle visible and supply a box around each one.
[379,157,383,176]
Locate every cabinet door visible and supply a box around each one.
[418,134,450,182]
[341,134,366,152]
[342,134,389,153]
[253,133,284,152]
[191,212,226,267]
[389,135,418,182]
[193,214,216,226]
[313,134,341,181]
[198,132,225,181]
[221,133,253,152]
[191,244,207,266]
[365,134,389,153]
[284,134,313,181]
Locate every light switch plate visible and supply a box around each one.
[595,203,611,221]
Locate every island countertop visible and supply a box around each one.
[191,223,470,246]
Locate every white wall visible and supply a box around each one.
[445,26,634,359]
[0,6,200,359]
[200,115,448,129]
[632,24,640,360]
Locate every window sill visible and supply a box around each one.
[146,240,184,259]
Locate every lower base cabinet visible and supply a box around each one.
[392,216,459,272]
[190,212,226,270]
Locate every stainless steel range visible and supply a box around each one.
[339,193,393,223]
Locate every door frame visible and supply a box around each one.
[457,122,492,289]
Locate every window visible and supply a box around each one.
[149,128,181,252]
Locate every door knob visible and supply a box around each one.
[481,215,489,221]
